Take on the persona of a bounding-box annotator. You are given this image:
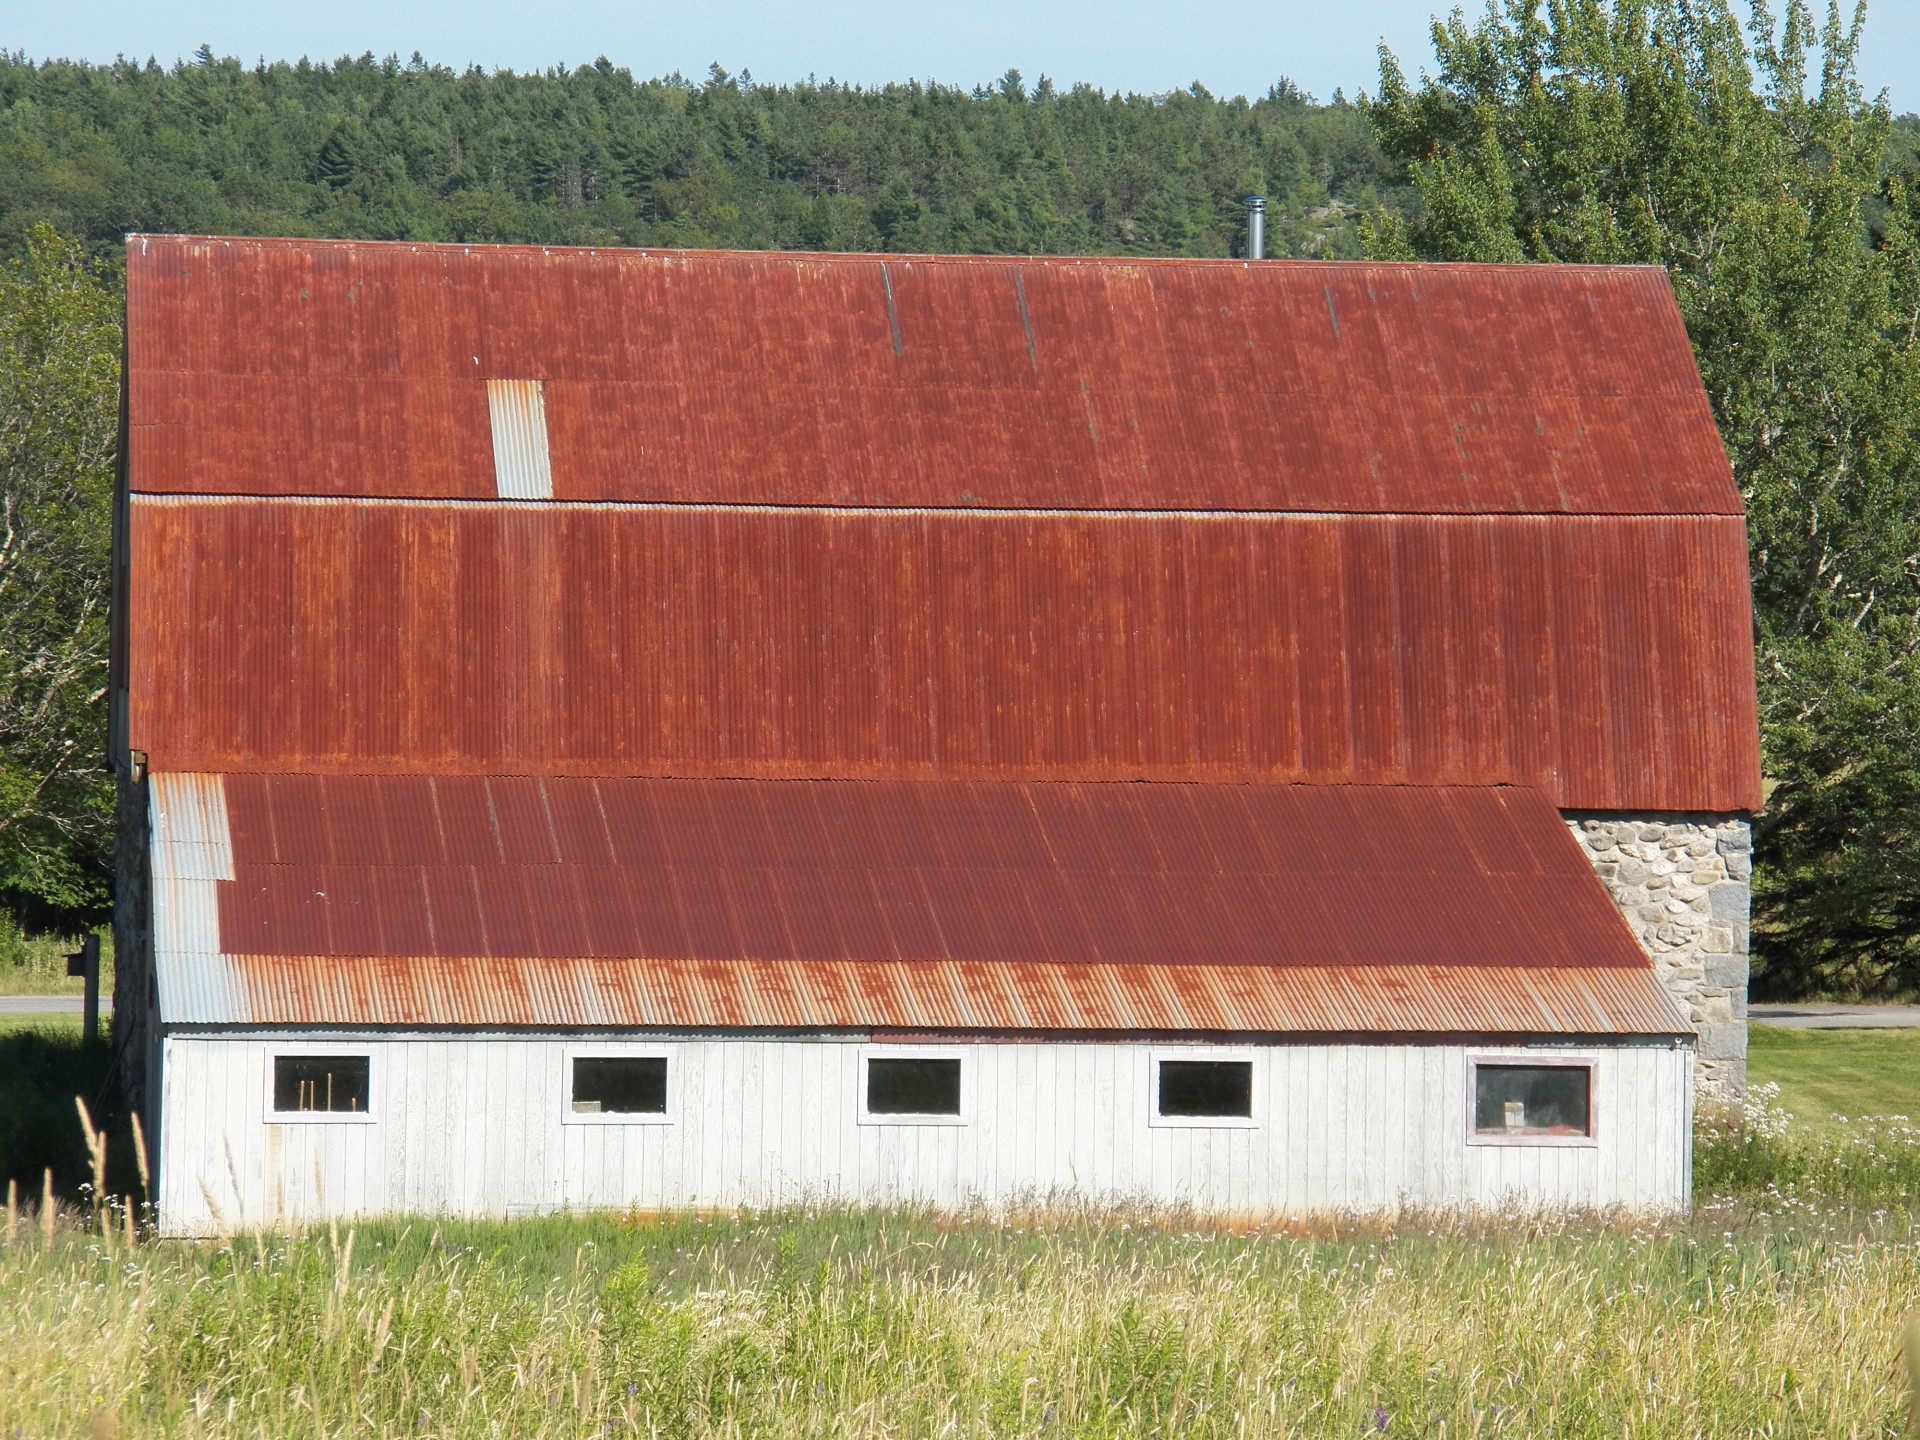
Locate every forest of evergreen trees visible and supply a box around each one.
[0,50,1405,265]
[3,18,1920,995]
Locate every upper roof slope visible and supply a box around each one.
[125,234,1740,515]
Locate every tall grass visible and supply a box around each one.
[1696,1080,1920,1203]
[0,916,110,995]
[1,1197,1915,1438]
[0,1024,131,1206]
[5,1080,1920,1436]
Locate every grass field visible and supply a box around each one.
[0,1010,88,1034]
[1,1026,1917,1437]
[1749,1023,1920,1128]
[3,1197,1917,1438]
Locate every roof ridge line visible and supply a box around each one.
[128,233,1674,273]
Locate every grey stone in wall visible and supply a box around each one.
[1565,813,1752,1095]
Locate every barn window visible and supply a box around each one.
[572,1057,668,1114]
[865,1057,963,1117]
[1472,1062,1592,1139]
[272,1056,370,1114]
[1157,1060,1253,1119]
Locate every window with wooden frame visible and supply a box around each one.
[858,1049,967,1125]
[1468,1058,1595,1144]
[563,1048,676,1125]
[269,1055,371,1118]
[1149,1050,1260,1128]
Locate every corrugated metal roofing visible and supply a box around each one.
[211,958,1689,1035]
[149,772,1687,1034]
[485,380,553,499]
[213,774,1647,968]
[148,774,233,1027]
[125,235,1739,516]
[128,497,1763,811]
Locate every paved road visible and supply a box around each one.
[1750,1003,1920,1029]
[0,994,111,1014]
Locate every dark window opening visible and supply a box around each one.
[1474,1064,1591,1137]
[866,1057,962,1116]
[273,1056,370,1114]
[1157,1060,1253,1118]
[572,1057,668,1114]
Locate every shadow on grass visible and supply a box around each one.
[0,1026,140,1203]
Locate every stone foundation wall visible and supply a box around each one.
[1565,814,1752,1095]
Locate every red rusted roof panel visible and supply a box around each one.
[172,774,1692,1033]
[219,956,1688,1034]
[214,776,1644,970]
[125,235,1739,515]
[129,499,1763,810]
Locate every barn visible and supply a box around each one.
[110,236,1761,1231]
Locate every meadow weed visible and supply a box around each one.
[1695,1079,1920,1203]
[0,1202,1914,1434]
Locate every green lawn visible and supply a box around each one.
[1748,1022,1920,1127]
[0,1010,86,1035]
[0,1015,124,1204]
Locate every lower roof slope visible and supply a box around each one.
[150,772,1686,1035]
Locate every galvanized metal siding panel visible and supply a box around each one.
[149,774,244,1025]
[486,381,554,500]
[154,1036,1689,1231]
[127,501,1764,810]
[126,236,1740,516]
[152,772,234,881]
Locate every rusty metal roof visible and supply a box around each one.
[128,497,1762,811]
[125,235,1739,516]
[210,958,1689,1035]
[149,772,1687,1035]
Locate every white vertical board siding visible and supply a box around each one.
[158,1037,1691,1233]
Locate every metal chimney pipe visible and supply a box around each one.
[1246,196,1266,260]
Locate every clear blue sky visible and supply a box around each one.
[3,0,1913,111]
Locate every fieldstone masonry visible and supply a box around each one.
[1565,814,1752,1095]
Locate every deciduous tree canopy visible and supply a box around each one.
[0,227,115,925]
[1367,0,1920,996]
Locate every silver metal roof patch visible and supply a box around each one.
[487,379,554,499]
